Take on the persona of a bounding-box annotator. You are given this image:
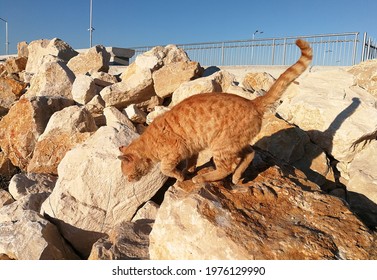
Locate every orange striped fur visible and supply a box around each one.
[119,39,313,184]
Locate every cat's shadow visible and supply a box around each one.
[249,97,377,229]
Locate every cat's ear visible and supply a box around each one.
[118,153,134,162]
[119,145,127,153]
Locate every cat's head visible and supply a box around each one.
[118,146,152,182]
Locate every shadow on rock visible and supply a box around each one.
[254,97,377,229]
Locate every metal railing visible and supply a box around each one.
[361,32,377,62]
[129,32,376,66]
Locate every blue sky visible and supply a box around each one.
[0,0,376,54]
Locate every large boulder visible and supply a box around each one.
[67,45,111,75]
[103,106,136,131]
[346,141,377,228]
[8,173,57,200]
[0,96,75,170]
[89,220,153,260]
[277,70,377,164]
[276,69,377,228]
[27,55,75,98]
[0,179,78,260]
[242,72,275,93]
[41,125,167,257]
[17,41,29,57]
[4,56,28,74]
[253,114,335,189]
[0,197,79,259]
[131,44,189,72]
[0,76,27,115]
[71,74,99,104]
[25,38,78,74]
[103,44,193,110]
[89,201,159,260]
[171,70,235,106]
[28,106,97,174]
[348,59,377,97]
[152,61,203,98]
[100,66,157,109]
[149,150,374,260]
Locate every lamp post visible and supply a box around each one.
[251,30,263,64]
[252,30,264,40]
[88,0,95,47]
[0,17,9,55]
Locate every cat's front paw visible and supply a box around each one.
[231,175,241,185]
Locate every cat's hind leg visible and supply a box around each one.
[232,146,255,185]
[192,152,236,184]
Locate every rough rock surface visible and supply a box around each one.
[103,106,136,131]
[149,149,374,260]
[27,56,75,98]
[71,74,99,104]
[25,38,78,74]
[0,76,27,115]
[4,56,27,74]
[17,41,29,57]
[0,204,78,260]
[171,70,235,106]
[41,125,167,257]
[0,185,78,260]
[131,44,189,72]
[8,172,57,200]
[277,70,377,164]
[28,106,97,174]
[124,104,147,124]
[152,61,203,98]
[253,114,335,188]
[67,45,111,75]
[89,220,153,260]
[101,66,156,109]
[242,72,275,93]
[0,151,18,180]
[346,141,377,228]
[146,106,170,125]
[0,97,75,170]
[348,59,377,97]
[0,189,14,208]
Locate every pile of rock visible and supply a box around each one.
[0,37,376,260]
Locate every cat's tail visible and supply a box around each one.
[254,39,312,108]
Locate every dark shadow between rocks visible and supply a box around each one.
[43,213,105,259]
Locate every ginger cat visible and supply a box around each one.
[119,39,312,184]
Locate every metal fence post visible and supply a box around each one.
[361,32,367,62]
[271,39,275,65]
[282,38,287,65]
[352,33,358,65]
[367,37,371,60]
[221,42,225,65]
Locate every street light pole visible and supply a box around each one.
[88,0,95,47]
[251,30,263,64]
[0,17,9,55]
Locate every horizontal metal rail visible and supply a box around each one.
[129,32,368,66]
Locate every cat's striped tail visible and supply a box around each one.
[254,39,312,108]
